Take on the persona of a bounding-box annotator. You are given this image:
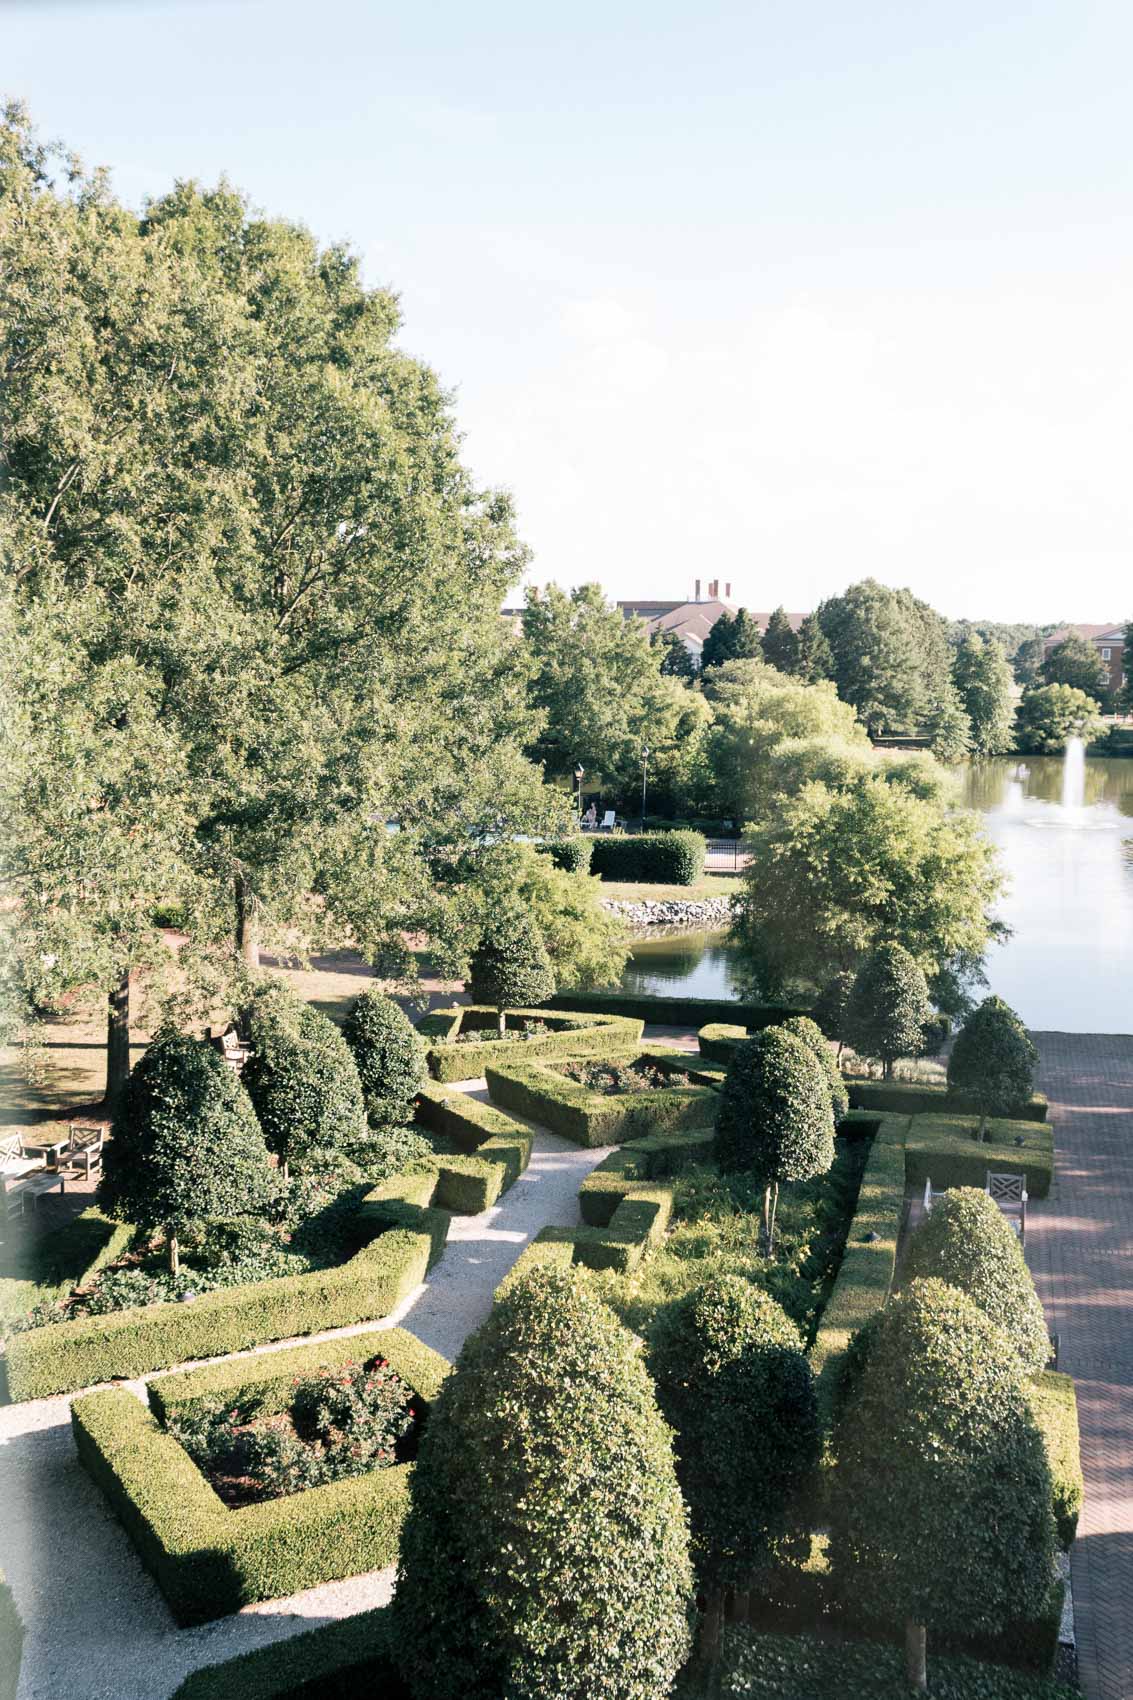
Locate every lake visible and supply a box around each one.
[620,755,1133,1034]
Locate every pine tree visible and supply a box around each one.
[699,609,737,672]
[794,612,834,682]
[729,607,765,660]
[760,607,799,674]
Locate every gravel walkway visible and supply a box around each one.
[0,1086,610,1700]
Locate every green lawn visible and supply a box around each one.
[598,874,740,902]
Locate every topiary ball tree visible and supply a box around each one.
[99,1031,275,1273]
[811,968,856,1057]
[904,1187,1050,1374]
[392,1264,693,1700]
[341,988,427,1127]
[649,1277,819,1658]
[714,1026,835,1252]
[947,994,1038,1140]
[828,1278,1056,1693]
[468,906,555,1037]
[780,1015,849,1121]
[843,943,932,1079]
[240,980,366,1177]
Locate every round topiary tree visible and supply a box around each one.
[843,944,933,1079]
[649,1277,819,1658]
[99,1031,275,1273]
[828,1278,1056,1692]
[780,1015,849,1121]
[811,968,856,1057]
[240,980,366,1177]
[341,988,427,1127]
[947,995,1037,1140]
[714,1026,835,1251]
[903,1187,1050,1374]
[468,906,556,1037]
[392,1264,694,1700]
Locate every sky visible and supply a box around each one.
[5,0,1133,623]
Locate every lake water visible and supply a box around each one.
[620,756,1133,1034]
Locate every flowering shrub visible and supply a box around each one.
[559,1058,690,1095]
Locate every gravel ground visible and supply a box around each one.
[0,1083,610,1700]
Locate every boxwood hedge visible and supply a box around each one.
[717,1627,1076,1700]
[904,1113,1053,1198]
[847,1077,1048,1122]
[73,1327,447,1624]
[418,1005,643,1082]
[415,1082,534,1210]
[544,838,594,874]
[552,992,805,1027]
[1026,1370,1084,1550]
[588,828,706,884]
[171,1608,405,1699]
[483,1054,715,1147]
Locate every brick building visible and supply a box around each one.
[1043,624,1126,696]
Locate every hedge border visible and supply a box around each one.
[0,1570,22,1700]
[549,992,806,1028]
[73,1327,447,1625]
[483,1053,716,1148]
[414,1083,535,1211]
[1027,1369,1084,1551]
[171,1607,402,1699]
[417,1005,643,1082]
[904,1113,1053,1199]
[588,829,707,885]
[1,1206,134,1332]
[847,1076,1048,1122]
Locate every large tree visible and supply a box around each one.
[793,612,834,682]
[1041,633,1110,704]
[952,633,1015,755]
[700,607,763,673]
[1014,683,1103,754]
[760,606,798,673]
[817,580,939,734]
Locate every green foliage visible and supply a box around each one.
[508,842,631,988]
[99,1032,274,1260]
[903,1113,1053,1198]
[953,633,1016,755]
[779,1016,849,1119]
[1041,633,1110,703]
[714,1028,835,1183]
[817,579,952,735]
[700,607,764,672]
[828,1280,1057,1646]
[760,607,799,673]
[843,945,933,1076]
[792,614,834,683]
[546,837,594,873]
[589,830,706,885]
[468,907,555,1022]
[420,1005,642,1082]
[810,971,856,1043]
[240,981,366,1167]
[392,1265,694,1700]
[948,995,1038,1122]
[848,1078,1047,1122]
[485,1054,715,1148]
[649,1277,819,1589]
[1026,1371,1084,1551]
[652,626,698,681]
[923,682,972,762]
[0,1569,22,1700]
[1015,683,1104,753]
[170,1608,403,1700]
[341,989,427,1127]
[904,1188,1049,1373]
[716,1627,1077,1700]
[0,1207,133,1332]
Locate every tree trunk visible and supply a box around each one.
[905,1620,927,1691]
[168,1232,180,1277]
[767,1182,780,1255]
[697,1590,724,1668]
[978,1111,988,1143]
[884,1057,894,1080]
[498,1008,507,1039]
[106,972,132,1111]
[761,1185,773,1250]
[235,869,260,972]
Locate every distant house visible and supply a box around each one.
[619,580,807,666]
[1042,624,1126,697]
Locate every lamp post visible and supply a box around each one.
[575,765,585,825]
[640,747,650,835]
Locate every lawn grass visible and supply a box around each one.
[598,874,740,901]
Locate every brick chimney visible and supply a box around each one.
[724,581,732,600]
[694,577,701,601]
[708,578,719,599]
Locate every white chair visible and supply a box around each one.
[0,1133,42,1181]
[987,1171,1028,1242]
[599,810,616,831]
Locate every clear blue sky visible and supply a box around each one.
[6,0,1133,622]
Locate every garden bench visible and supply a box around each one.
[211,1026,251,1073]
[986,1171,1027,1243]
[2,1168,64,1218]
[0,1133,43,1180]
[60,1121,109,1178]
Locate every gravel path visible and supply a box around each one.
[0,1085,611,1700]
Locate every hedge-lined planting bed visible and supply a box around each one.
[417,1005,643,1081]
[579,1128,716,1226]
[3,1176,450,1403]
[697,1021,747,1063]
[809,1116,908,1421]
[484,1055,716,1148]
[588,829,706,884]
[1027,1370,1084,1550]
[905,1114,1053,1199]
[415,1081,535,1209]
[550,991,805,1027]
[847,1077,1048,1122]
[0,1207,134,1331]
[73,1328,448,1624]
[172,1607,404,1699]
[0,1570,22,1700]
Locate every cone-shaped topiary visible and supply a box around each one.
[649,1276,819,1625]
[392,1264,694,1700]
[714,1026,835,1251]
[947,995,1037,1138]
[468,906,555,1037]
[904,1187,1050,1374]
[341,988,427,1127]
[240,980,366,1174]
[843,944,933,1079]
[99,1031,275,1273]
[828,1278,1056,1692]
[780,1015,849,1121]
[811,969,856,1055]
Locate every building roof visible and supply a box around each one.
[1043,624,1124,649]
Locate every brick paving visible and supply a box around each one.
[1027,1032,1133,1700]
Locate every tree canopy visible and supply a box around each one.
[816,580,953,735]
[843,945,933,1078]
[946,995,1037,1134]
[951,633,1015,755]
[1041,633,1110,704]
[760,607,799,673]
[1014,684,1104,754]
[468,906,556,1033]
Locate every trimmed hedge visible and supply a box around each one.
[4,1177,450,1403]
[846,1077,1048,1122]
[418,1005,643,1082]
[0,1570,22,1700]
[552,991,806,1027]
[484,1055,716,1148]
[73,1328,447,1624]
[171,1608,404,1699]
[415,1082,535,1210]
[905,1114,1053,1199]
[579,1128,716,1225]
[588,828,706,885]
[544,837,594,874]
[1,1206,134,1331]
[717,1627,1077,1700]
[1027,1370,1084,1550]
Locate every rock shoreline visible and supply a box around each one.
[600,897,733,928]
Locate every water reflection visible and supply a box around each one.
[620,929,742,1001]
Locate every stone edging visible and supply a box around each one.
[600,897,733,927]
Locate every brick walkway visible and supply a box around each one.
[1028,1032,1133,1700]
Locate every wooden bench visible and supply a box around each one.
[60,1121,109,1178]
[2,1168,64,1218]
[987,1171,1028,1243]
[210,1026,251,1073]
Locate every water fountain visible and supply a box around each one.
[1061,734,1086,811]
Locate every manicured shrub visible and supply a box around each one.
[649,1277,819,1631]
[1026,1371,1084,1551]
[392,1265,694,1700]
[588,829,707,885]
[341,989,427,1126]
[849,1078,1048,1122]
[545,836,594,874]
[843,945,933,1078]
[947,996,1038,1139]
[99,1032,275,1274]
[419,1005,642,1082]
[484,1054,715,1148]
[780,1015,849,1120]
[241,980,367,1172]
[714,1028,835,1250]
[811,969,856,1052]
[904,1187,1050,1374]
[828,1279,1057,1691]
[717,1627,1077,1700]
[468,908,556,1037]
[903,1113,1053,1197]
